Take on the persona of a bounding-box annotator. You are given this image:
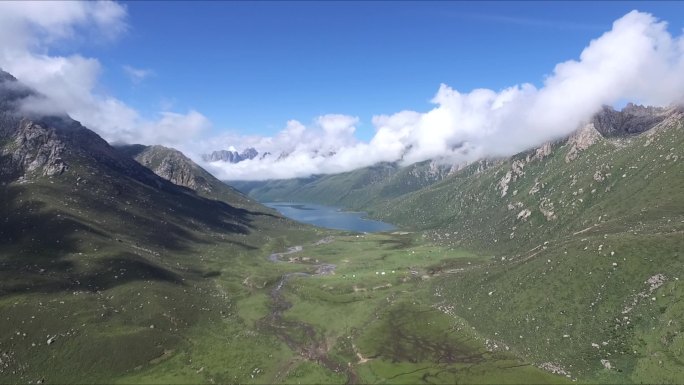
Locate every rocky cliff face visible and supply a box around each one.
[1,118,68,179]
[240,147,258,160]
[202,147,259,163]
[592,103,669,137]
[116,143,258,209]
[0,71,66,180]
[408,160,457,181]
[119,144,214,193]
[564,122,602,163]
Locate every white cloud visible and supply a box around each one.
[2,6,684,182]
[0,1,208,148]
[0,1,127,51]
[123,65,154,84]
[203,10,684,181]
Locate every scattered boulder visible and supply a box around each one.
[600,359,613,370]
[517,209,531,221]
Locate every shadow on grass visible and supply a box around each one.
[377,235,415,250]
[0,252,183,296]
[34,172,269,252]
[0,178,265,297]
[363,302,487,365]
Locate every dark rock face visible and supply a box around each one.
[592,103,668,137]
[202,147,259,163]
[203,150,240,163]
[240,147,258,160]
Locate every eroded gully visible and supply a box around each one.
[261,242,358,384]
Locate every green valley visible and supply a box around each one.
[226,104,684,383]
[1,8,684,382]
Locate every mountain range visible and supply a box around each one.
[201,147,260,163]
[228,102,684,382]
[0,70,314,383]
[1,67,683,384]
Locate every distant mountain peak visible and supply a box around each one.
[202,147,260,163]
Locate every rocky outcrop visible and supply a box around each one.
[203,150,240,163]
[565,123,602,163]
[240,147,258,160]
[408,160,454,182]
[0,119,68,179]
[116,143,256,209]
[15,120,67,176]
[0,69,174,189]
[0,70,69,179]
[592,103,668,137]
[202,147,259,163]
[119,145,215,193]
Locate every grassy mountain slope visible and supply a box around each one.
[3,65,683,384]
[372,108,683,253]
[0,72,316,383]
[0,102,560,383]
[366,108,684,382]
[231,103,684,382]
[231,159,455,210]
[116,144,260,210]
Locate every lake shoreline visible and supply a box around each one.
[264,201,396,233]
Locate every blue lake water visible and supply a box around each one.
[265,202,396,233]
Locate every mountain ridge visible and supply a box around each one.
[115,143,259,210]
[230,103,681,219]
[0,69,315,382]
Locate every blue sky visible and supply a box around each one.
[74,1,684,141]
[3,1,684,180]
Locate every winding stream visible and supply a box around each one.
[262,240,358,384]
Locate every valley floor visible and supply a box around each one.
[2,229,682,384]
[111,232,569,384]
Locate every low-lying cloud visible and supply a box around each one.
[2,5,684,182]
[203,10,684,180]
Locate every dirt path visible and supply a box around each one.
[263,241,358,384]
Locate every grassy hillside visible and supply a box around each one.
[371,110,683,253]
[360,108,684,382]
[231,105,684,383]
[0,74,319,382]
[0,102,570,383]
[230,160,454,210]
[2,67,683,384]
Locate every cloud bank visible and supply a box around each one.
[2,5,684,181]
[203,10,684,180]
[0,0,210,148]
